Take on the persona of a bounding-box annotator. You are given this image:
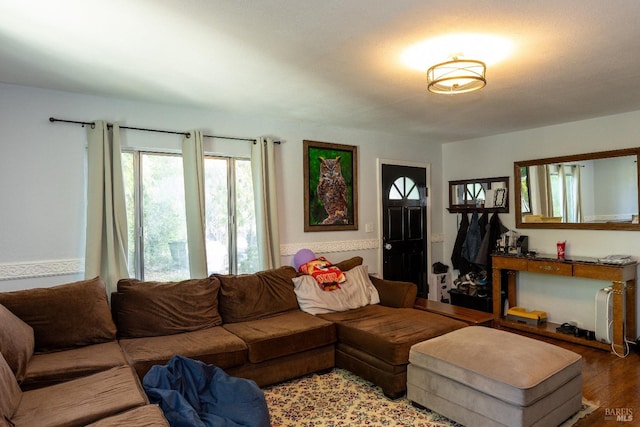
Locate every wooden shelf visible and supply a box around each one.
[495,318,611,351]
[448,176,509,214]
[447,206,508,214]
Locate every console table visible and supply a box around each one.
[491,254,637,353]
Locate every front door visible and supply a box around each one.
[382,164,428,298]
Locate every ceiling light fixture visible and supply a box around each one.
[427,56,486,94]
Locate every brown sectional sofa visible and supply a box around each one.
[0,256,466,425]
[0,277,169,426]
[112,266,337,387]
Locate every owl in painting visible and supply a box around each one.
[316,156,348,225]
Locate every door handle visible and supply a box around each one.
[384,243,392,250]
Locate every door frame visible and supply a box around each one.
[376,158,432,281]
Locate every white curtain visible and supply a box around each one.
[561,164,583,222]
[557,164,568,221]
[531,164,554,217]
[251,137,280,270]
[535,163,583,222]
[85,121,129,295]
[182,130,208,278]
[573,165,583,222]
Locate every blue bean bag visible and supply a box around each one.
[143,355,270,427]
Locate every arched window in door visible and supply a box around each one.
[389,177,420,200]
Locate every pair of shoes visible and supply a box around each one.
[475,271,489,285]
[574,327,587,338]
[556,323,577,334]
[476,284,489,298]
[456,282,471,294]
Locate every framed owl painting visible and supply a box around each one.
[303,140,358,232]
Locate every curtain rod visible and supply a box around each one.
[49,117,280,144]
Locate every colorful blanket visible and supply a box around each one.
[298,257,345,291]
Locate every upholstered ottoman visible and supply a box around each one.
[407,327,583,427]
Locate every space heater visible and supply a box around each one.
[594,287,613,344]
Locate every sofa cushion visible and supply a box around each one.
[85,405,169,427]
[215,266,299,323]
[369,276,417,308]
[0,353,21,422]
[334,256,363,272]
[11,365,148,427]
[293,265,380,315]
[0,277,117,352]
[0,304,34,382]
[318,305,467,365]
[21,341,128,390]
[223,311,336,363]
[113,277,222,338]
[119,327,248,379]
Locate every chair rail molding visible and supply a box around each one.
[0,259,83,281]
[280,239,380,256]
[2,242,383,279]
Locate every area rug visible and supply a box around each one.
[263,369,598,427]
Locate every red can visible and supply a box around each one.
[557,241,566,260]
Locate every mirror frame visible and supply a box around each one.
[514,147,640,231]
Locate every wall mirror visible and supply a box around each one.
[515,147,640,230]
[448,176,509,213]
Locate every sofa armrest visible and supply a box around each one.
[369,276,417,308]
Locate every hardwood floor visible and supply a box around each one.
[507,330,639,426]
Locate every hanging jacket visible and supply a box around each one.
[451,213,469,271]
[478,212,489,240]
[462,211,482,265]
[475,213,509,268]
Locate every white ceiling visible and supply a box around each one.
[2,0,640,143]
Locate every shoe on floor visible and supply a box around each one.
[556,323,577,334]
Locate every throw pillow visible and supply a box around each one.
[0,352,22,421]
[215,266,299,323]
[114,277,222,338]
[293,264,380,315]
[0,304,34,382]
[0,277,117,352]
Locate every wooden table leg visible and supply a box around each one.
[611,281,625,354]
[492,267,502,319]
[625,278,636,341]
[507,271,517,310]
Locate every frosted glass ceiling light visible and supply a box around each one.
[427,57,486,94]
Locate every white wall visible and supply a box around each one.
[4,81,638,338]
[0,83,443,291]
[442,111,640,333]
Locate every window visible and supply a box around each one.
[548,164,581,222]
[465,182,486,204]
[122,150,257,281]
[389,177,420,200]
